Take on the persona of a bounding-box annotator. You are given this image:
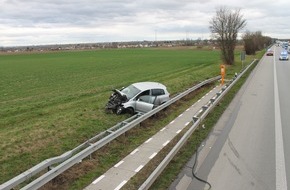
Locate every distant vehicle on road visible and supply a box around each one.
[266,49,274,56]
[105,82,170,114]
[279,50,289,60]
[282,41,289,49]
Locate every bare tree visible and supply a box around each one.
[210,7,246,65]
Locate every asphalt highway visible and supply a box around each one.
[170,46,289,190]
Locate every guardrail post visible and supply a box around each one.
[202,105,208,111]
[192,116,199,123]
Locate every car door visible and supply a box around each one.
[135,95,156,113]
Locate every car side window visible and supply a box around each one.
[135,90,150,100]
[151,89,165,96]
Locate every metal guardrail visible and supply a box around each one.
[139,59,258,190]
[0,76,220,190]
[0,113,144,190]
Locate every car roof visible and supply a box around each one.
[132,82,167,91]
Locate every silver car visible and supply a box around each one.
[279,50,289,60]
[105,82,170,114]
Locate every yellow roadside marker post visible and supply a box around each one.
[220,64,226,85]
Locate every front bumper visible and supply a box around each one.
[279,57,289,60]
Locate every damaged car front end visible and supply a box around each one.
[105,89,129,114]
[105,82,170,115]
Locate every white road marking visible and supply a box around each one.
[185,121,190,126]
[170,120,175,124]
[114,160,124,168]
[186,108,190,111]
[92,175,105,184]
[114,180,127,190]
[163,140,170,147]
[149,152,157,159]
[160,127,166,132]
[135,165,144,172]
[274,51,288,190]
[176,129,182,134]
[130,148,139,155]
[178,114,183,117]
[145,138,152,143]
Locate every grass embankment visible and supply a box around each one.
[0,48,219,184]
[0,47,261,189]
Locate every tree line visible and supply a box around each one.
[242,31,272,55]
[210,7,273,65]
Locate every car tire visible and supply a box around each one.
[127,107,135,115]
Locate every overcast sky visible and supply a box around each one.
[0,0,289,47]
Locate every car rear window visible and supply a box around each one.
[281,52,287,55]
[152,89,165,96]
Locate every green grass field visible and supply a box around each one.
[0,47,248,184]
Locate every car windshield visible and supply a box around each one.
[281,52,287,55]
[121,85,141,99]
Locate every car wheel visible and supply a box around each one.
[127,107,135,115]
[116,106,123,115]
